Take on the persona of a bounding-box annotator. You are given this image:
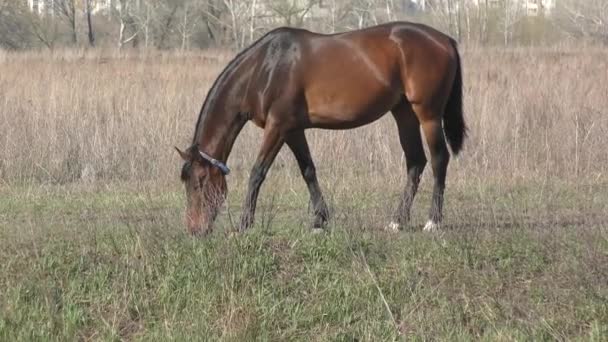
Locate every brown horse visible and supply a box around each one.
[175,22,466,235]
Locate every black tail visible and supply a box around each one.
[443,38,467,155]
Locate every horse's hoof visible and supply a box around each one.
[238,223,251,232]
[423,220,440,232]
[384,221,401,233]
[313,217,328,230]
[311,228,325,234]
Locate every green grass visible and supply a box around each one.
[0,182,607,341]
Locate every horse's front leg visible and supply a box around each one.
[285,130,330,230]
[239,125,284,231]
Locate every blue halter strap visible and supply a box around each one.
[199,150,231,175]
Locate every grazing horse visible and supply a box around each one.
[176,22,466,236]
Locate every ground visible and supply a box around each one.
[1,180,606,341]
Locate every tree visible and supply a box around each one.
[0,1,33,49]
[85,0,95,46]
[499,0,524,46]
[358,0,381,28]
[0,0,60,49]
[116,0,140,48]
[221,0,255,48]
[426,0,463,40]
[558,0,608,43]
[267,0,317,27]
[316,0,352,33]
[176,0,202,50]
[54,0,78,45]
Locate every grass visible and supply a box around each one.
[1,182,607,341]
[1,46,608,340]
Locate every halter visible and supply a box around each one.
[199,150,231,175]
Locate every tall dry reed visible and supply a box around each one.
[1,47,606,203]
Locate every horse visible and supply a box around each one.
[175,21,467,236]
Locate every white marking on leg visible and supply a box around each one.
[385,221,401,233]
[311,228,325,234]
[423,220,440,232]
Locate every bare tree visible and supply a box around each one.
[176,0,203,50]
[558,0,608,43]
[134,0,156,49]
[0,1,60,49]
[351,0,378,29]
[320,0,352,33]
[384,0,395,22]
[116,0,140,48]
[267,0,317,27]
[478,0,490,44]
[85,0,95,46]
[148,2,179,49]
[427,0,462,39]
[222,0,255,48]
[0,1,34,49]
[500,0,524,46]
[54,0,78,45]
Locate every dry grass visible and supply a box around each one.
[0,47,607,340]
[1,45,607,224]
[1,46,607,183]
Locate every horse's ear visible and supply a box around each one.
[174,147,191,161]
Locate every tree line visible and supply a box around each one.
[0,0,606,50]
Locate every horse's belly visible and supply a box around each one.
[306,87,401,129]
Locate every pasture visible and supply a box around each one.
[0,47,607,340]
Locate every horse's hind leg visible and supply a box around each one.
[387,101,427,231]
[416,106,450,232]
[286,130,330,230]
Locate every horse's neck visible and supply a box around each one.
[196,109,247,163]
[195,52,256,162]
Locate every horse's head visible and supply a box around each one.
[175,145,228,236]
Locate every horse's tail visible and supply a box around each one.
[443,38,467,155]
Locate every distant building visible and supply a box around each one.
[91,0,114,14]
[27,0,53,15]
[410,0,426,11]
[523,0,556,16]
[409,0,556,16]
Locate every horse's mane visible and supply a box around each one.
[191,29,285,145]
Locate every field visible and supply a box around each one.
[1,47,607,340]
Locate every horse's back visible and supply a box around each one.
[253,23,458,129]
